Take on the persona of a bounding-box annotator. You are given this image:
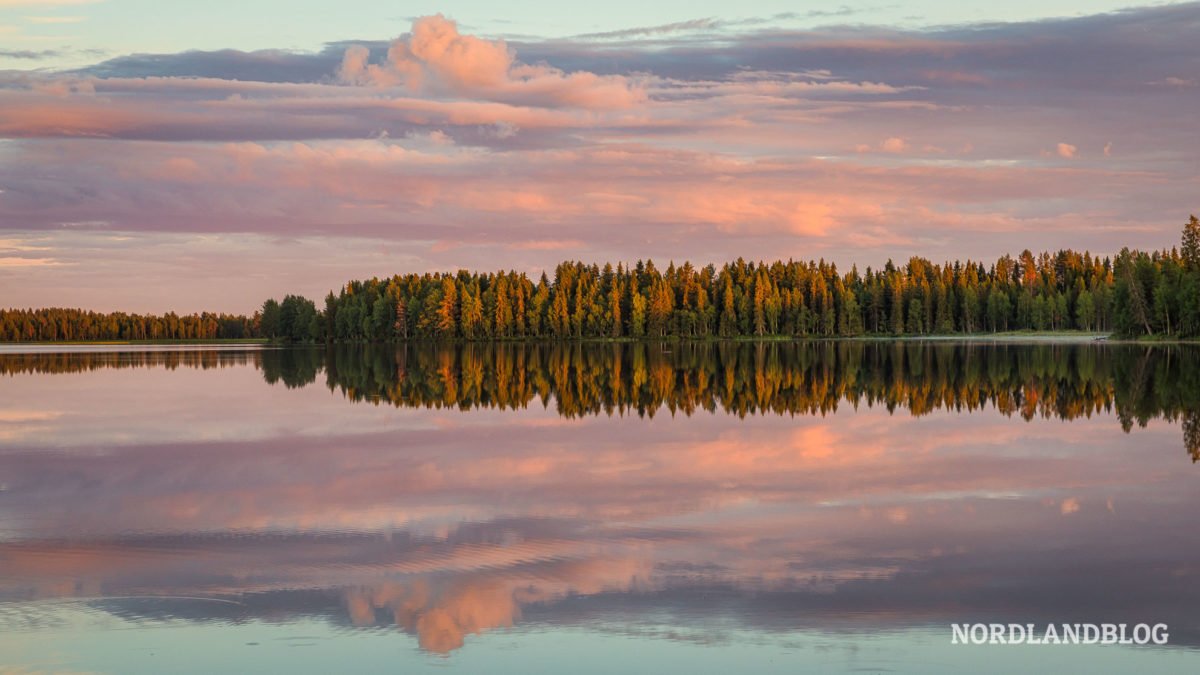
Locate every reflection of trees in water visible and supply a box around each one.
[1185,412,1200,463]
[259,348,323,389]
[1107,345,1200,464]
[4,342,1197,461]
[289,341,1200,462]
[0,349,259,374]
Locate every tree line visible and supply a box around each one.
[290,216,1200,342]
[4,216,1198,342]
[0,308,255,342]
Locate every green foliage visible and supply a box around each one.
[260,294,321,342]
[300,235,1200,342]
[1108,229,1200,338]
[0,307,258,341]
[1075,289,1096,331]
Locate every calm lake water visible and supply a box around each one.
[1,341,1198,673]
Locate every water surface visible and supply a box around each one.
[1,342,1198,673]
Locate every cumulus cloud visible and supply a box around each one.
[1056,142,1077,158]
[338,15,645,109]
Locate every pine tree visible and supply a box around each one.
[437,277,458,336]
[719,280,737,337]
[608,277,623,338]
[1182,215,1200,271]
[890,277,905,335]
[550,288,570,338]
[753,276,767,336]
[529,276,550,337]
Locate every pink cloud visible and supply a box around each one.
[504,239,584,251]
[920,69,990,85]
[881,137,908,153]
[339,15,645,110]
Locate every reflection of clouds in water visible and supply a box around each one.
[0,359,443,448]
[3,483,1200,652]
[0,404,1153,541]
[2,349,1199,652]
[344,558,651,653]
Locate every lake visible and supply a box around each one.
[1,341,1198,673]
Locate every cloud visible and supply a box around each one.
[0,257,64,267]
[574,18,722,40]
[339,15,645,110]
[854,137,926,154]
[0,48,61,59]
[1149,76,1196,87]
[22,15,85,24]
[881,137,908,153]
[505,239,583,251]
[80,46,346,82]
[1056,142,1077,158]
[337,44,373,83]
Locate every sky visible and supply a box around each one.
[1,1,1198,313]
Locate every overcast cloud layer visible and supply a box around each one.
[2,5,1199,312]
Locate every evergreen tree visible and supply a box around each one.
[1182,215,1200,271]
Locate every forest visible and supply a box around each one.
[0,309,255,343]
[3,216,1198,342]
[279,216,1200,342]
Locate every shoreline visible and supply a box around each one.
[4,332,1200,349]
[0,338,270,346]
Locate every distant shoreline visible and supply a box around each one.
[0,338,271,346]
[852,331,1112,343]
[4,333,1200,349]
